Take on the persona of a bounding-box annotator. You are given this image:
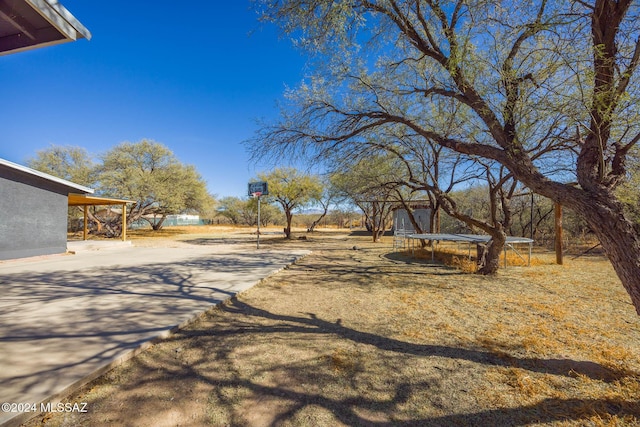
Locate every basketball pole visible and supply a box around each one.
[256,193,261,249]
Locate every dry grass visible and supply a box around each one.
[407,241,548,273]
[24,228,640,427]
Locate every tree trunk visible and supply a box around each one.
[371,201,392,243]
[284,210,293,239]
[76,206,103,233]
[307,205,329,232]
[151,215,167,231]
[365,219,373,232]
[372,201,380,242]
[477,230,507,275]
[577,198,640,314]
[520,172,640,314]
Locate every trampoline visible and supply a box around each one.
[405,233,535,267]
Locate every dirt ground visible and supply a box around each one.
[24,227,640,426]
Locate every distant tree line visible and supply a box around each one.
[28,141,635,252]
[28,140,215,235]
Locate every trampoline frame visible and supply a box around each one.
[405,233,534,267]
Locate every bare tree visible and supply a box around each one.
[306,179,336,232]
[330,154,400,242]
[252,0,640,313]
[385,135,519,273]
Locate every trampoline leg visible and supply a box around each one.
[504,246,507,268]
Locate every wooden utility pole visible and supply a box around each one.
[83,205,88,241]
[530,192,534,241]
[555,202,563,265]
[121,203,127,241]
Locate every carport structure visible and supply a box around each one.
[68,193,136,242]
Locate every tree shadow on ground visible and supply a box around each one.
[0,252,300,408]
[281,251,467,281]
[183,237,258,246]
[100,298,639,426]
[417,397,640,426]
[212,300,632,383]
[183,235,315,248]
[384,250,453,268]
[348,230,395,238]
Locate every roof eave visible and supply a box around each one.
[25,0,91,41]
[68,193,136,206]
[0,158,94,194]
[0,0,91,56]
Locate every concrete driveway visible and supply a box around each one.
[0,243,308,426]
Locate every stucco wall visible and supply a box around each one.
[0,170,69,260]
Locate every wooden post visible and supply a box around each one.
[555,202,563,265]
[122,203,127,241]
[83,205,88,241]
[530,192,534,240]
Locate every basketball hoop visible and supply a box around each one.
[248,181,268,249]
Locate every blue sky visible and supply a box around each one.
[1,1,306,197]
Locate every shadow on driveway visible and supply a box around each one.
[0,245,307,426]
